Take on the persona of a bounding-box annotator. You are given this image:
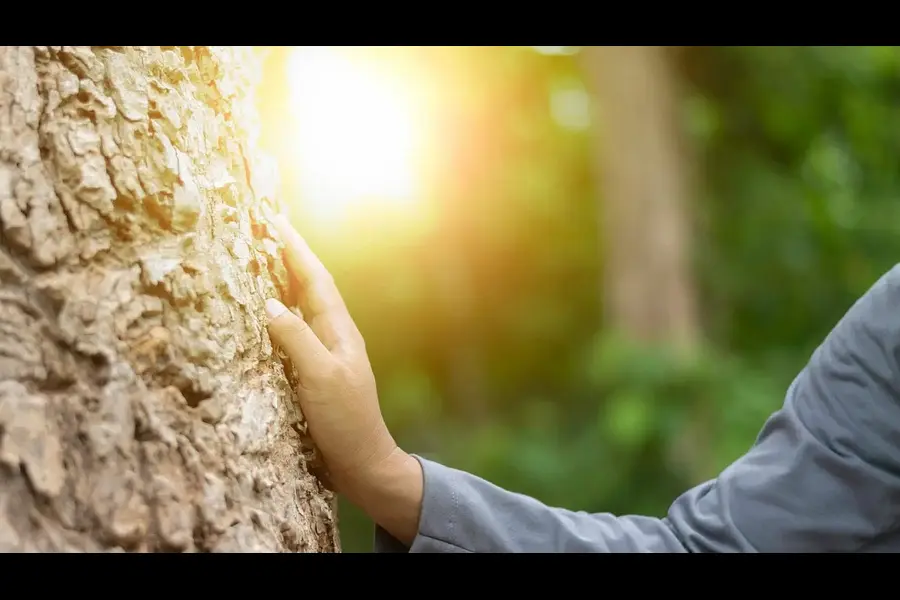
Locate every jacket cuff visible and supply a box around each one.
[372,455,469,553]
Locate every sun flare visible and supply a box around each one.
[287,47,424,228]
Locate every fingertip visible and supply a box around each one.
[263,300,327,376]
[266,298,288,321]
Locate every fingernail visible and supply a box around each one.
[266,298,288,320]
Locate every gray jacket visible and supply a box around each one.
[375,265,900,552]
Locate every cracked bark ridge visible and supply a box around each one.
[0,46,339,552]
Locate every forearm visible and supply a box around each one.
[343,444,680,553]
[412,458,687,552]
[368,454,688,553]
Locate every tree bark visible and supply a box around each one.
[0,46,339,552]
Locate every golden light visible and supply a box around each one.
[286,47,426,230]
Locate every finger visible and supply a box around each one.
[271,215,358,346]
[265,298,331,381]
[271,214,330,289]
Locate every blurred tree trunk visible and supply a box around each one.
[0,46,338,552]
[584,46,699,353]
[583,46,710,480]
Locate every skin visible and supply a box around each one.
[265,215,423,546]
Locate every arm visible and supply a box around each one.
[372,455,688,552]
[370,265,900,552]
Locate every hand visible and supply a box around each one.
[265,215,422,544]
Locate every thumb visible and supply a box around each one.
[265,298,331,380]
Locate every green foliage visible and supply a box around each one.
[690,46,900,362]
[431,335,783,514]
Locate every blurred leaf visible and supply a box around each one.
[603,389,653,448]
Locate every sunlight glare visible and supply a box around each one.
[287,47,423,228]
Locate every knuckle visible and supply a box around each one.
[353,328,367,349]
[282,314,312,337]
[312,362,342,385]
[312,267,334,288]
[334,361,354,380]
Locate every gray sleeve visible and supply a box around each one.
[375,265,900,553]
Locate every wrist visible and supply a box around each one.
[343,447,424,546]
[340,444,414,504]
[330,428,399,498]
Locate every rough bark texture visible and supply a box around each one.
[585,46,699,353]
[0,46,339,552]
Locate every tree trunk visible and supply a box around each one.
[584,46,699,353]
[584,46,712,481]
[0,46,339,552]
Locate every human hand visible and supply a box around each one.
[264,217,422,543]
